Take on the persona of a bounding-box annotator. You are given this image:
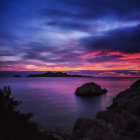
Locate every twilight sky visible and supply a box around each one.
[0,0,140,76]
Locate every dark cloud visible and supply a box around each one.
[80,24,140,53]
[66,70,140,77]
[0,50,15,56]
[43,0,140,21]
[46,21,89,31]
[41,0,140,35]
[19,41,84,67]
[87,55,122,63]
[0,61,18,65]
[23,46,81,66]
[0,31,19,43]
[0,0,140,71]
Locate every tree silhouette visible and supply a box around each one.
[0,86,57,140]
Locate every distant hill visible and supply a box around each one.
[27,72,92,77]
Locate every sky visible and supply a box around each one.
[0,0,140,77]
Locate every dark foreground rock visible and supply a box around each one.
[75,82,107,97]
[130,79,140,88]
[72,79,140,140]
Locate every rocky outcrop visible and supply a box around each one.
[72,79,140,140]
[75,82,107,97]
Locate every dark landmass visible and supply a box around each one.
[0,71,45,77]
[75,82,107,97]
[72,79,140,140]
[1,79,140,140]
[27,71,92,77]
[13,75,22,77]
[0,86,69,140]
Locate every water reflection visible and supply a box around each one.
[0,77,139,131]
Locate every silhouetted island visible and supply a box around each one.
[13,75,22,77]
[75,82,107,97]
[27,71,92,77]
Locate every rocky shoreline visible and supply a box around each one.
[71,79,140,140]
[0,79,140,140]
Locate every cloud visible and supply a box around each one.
[67,70,140,77]
[46,20,89,31]
[41,0,140,33]
[87,55,122,63]
[79,24,140,53]
[22,43,83,67]
[42,0,140,23]
[0,0,140,72]
[60,0,140,20]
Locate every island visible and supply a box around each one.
[27,71,92,77]
[75,82,107,97]
[13,75,22,77]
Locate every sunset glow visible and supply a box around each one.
[0,0,140,77]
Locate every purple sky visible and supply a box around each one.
[0,0,140,76]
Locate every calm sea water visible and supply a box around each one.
[0,77,139,131]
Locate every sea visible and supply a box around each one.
[0,75,139,131]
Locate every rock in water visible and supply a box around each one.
[72,79,140,140]
[75,82,107,97]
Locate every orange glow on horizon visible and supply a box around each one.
[0,51,140,72]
